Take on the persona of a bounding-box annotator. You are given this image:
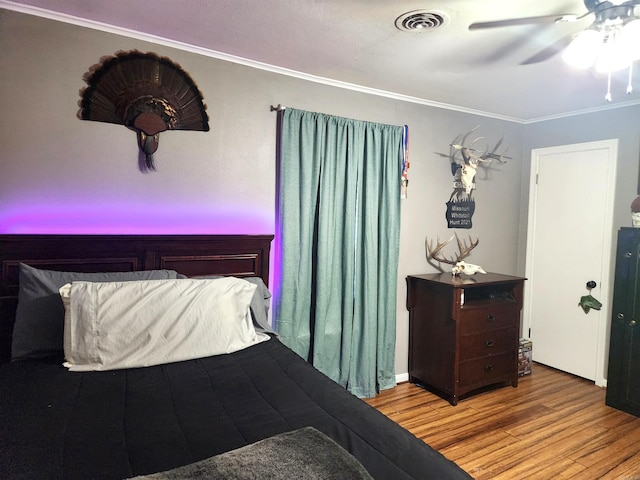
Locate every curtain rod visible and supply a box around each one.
[270,104,285,112]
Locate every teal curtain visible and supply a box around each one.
[275,108,403,398]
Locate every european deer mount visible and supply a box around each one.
[449,126,510,201]
[426,233,486,275]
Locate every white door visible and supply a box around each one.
[524,140,617,386]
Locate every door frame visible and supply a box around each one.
[524,139,618,387]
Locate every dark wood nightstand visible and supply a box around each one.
[406,272,526,405]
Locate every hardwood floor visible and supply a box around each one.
[364,363,640,479]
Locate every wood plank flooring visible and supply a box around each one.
[364,363,640,479]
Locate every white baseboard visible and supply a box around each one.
[395,373,409,384]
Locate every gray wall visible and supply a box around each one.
[4,8,635,382]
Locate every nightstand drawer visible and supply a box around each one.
[459,327,517,361]
[459,352,516,388]
[459,305,519,334]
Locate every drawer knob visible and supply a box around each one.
[486,314,495,322]
[484,364,494,373]
[485,340,495,347]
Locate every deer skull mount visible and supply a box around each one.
[445,126,509,229]
[449,126,509,201]
[426,233,486,276]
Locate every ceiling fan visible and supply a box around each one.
[469,0,640,68]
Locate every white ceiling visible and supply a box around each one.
[4,0,640,122]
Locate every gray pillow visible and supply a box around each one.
[12,263,181,361]
[243,277,275,335]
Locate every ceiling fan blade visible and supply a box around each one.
[519,35,574,65]
[469,14,576,30]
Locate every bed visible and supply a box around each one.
[0,234,471,480]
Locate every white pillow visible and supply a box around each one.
[60,277,270,371]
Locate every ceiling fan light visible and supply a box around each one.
[595,38,632,72]
[620,19,640,60]
[563,29,602,69]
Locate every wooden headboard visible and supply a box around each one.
[0,234,274,363]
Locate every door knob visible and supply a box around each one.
[586,280,597,289]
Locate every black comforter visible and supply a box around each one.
[0,336,471,480]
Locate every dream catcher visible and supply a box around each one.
[78,50,210,170]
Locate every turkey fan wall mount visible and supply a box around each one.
[78,50,210,171]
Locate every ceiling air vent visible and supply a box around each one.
[395,10,449,32]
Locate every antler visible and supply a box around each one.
[426,235,456,265]
[426,233,479,265]
[450,126,510,166]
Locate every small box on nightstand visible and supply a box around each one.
[518,338,532,376]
